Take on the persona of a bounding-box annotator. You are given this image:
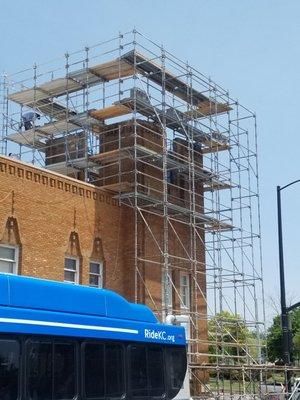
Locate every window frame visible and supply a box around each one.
[89,260,103,289]
[81,340,126,400]
[25,337,78,400]
[166,345,187,397]
[104,342,125,399]
[128,343,166,399]
[0,337,21,400]
[180,272,190,310]
[81,341,105,400]
[64,256,80,284]
[0,243,19,274]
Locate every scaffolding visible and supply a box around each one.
[1,29,294,398]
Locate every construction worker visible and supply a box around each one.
[21,111,41,131]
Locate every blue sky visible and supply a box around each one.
[1,0,299,322]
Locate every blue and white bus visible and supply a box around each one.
[0,274,187,400]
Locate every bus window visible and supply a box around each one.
[83,343,105,399]
[130,345,147,398]
[148,347,165,397]
[26,341,52,400]
[105,344,125,398]
[54,343,76,399]
[26,340,76,400]
[0,339,20,400]
[166,346,187,397]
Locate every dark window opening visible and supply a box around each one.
[105,344,124,398]
[26,340,76,400]
[130,345,166,399]
[84,343,105,399]
[27,341,52,400]
[54,343,76,399]
[0,339,20,400]
[148,347,165,397]
[167,346,187,398]
[130,345,148,398]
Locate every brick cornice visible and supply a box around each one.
[0,155,118,207]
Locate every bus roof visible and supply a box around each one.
[0,274,157,324]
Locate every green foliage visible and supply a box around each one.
[266,315,282,362]
[266,308,300,363]
[294,331,300,360]
[208,311,253,364]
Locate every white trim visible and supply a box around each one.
[0,317,138,335]
[89,260,103,288]
[0,244,19,275]
[180,272,190,310]
[64,256,79,284]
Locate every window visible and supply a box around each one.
[147,347,165,397]
[64,257,79,284]
[130,345,165,398]
[54,343,76,399]
[0,339,20,400]
[0,245,18,274]
[89,261,103,288]
[180,273,190,310]
[26,340,76,400]
[105,344,124,398]
[166,347,187,398]
[130,345,147,398]
[83,343,104,398]
[83,342,125,399]
[27,341,52,400]
[167,171,175,185]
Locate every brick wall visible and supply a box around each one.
[0,153,208,390]
[0,155,129,294]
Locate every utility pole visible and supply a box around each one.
[277,180,300,394]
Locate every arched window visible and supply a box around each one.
[89,237,104,288]
[64,231,81,284]
[0,217,21,275]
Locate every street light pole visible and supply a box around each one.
[277,186,290,366]
[277,179,300,393]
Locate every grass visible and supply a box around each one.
[209,378,264,394]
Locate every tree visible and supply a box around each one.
[266,307,300,363]
[266,315,282,363]
[208,311,258,381]
[208,311,254,364]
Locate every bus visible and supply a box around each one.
[0,274,187,400]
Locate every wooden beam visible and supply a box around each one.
[89,104,131,121]
[201,143,230,154]
[185,101,231,119]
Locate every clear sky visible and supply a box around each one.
[1,0,299,323]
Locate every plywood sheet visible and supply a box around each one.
[206,220,234,231]
[36,120,79,135]
[7,130,46,146]
[202,143,230,154]
[9,78,82,105]
[8,88,49,105]
[204,180,233,192]
[6,120,79,147]
[90,104,131,120]
[90,59,134,81]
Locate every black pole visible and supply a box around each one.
[277,185,291,392]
